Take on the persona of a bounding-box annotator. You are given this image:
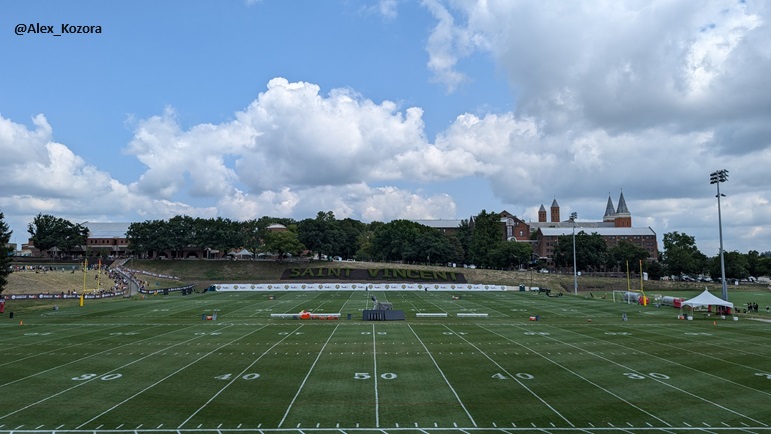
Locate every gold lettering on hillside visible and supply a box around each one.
[281,267,465,283]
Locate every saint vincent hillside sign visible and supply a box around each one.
[280,267,467,283]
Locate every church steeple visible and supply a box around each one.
[603,195,616,222]
[538,204,547,222]
[550,199,560,223]
[614,191,632,227]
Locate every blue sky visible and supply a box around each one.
[2,0,770,256]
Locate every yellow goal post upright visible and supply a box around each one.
[612,260,648,305]
[80,258,87,307]
[80,258,104,307]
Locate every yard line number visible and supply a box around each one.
[492,373,534,380]
[215,373,261,380]
[72,373,122,381]
[623,372,670,380]
[355,372,397,380]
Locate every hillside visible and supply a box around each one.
[7,258,765,297]
[118,258,745,295]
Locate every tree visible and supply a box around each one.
[165,215,195,258]
[298,211,343,260]
[0,212,13,294]
[553,231,609,271]
[708,251,750,281]
[261,230,305,261]
[127,219,166,258]
[467,210,503,267]
[412,227,457,264]
[370,219,422,262]
[607,240,650,271]
[488,241,533,270]
[27,213,87,258]
[27,213,64,256]
[455,219,473,263]
[661,231,706,277]
[337,218,366,260]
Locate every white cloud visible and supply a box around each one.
[422,0,487,92]
[412,0,771,252]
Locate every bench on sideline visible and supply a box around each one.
[416,312,448,318]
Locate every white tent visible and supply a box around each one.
[681,289,733,313]
[227,248,253,259]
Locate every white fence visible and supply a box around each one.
[211,282,508,292]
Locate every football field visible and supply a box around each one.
[0,289,769,433]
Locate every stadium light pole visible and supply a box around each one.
[710,170,729,301]
[570,212,578,295]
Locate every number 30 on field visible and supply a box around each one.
[72,373,122,381]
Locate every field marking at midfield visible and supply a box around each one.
[0,324,234,422]
[443,325,576,428]
[0,324,197,391]
[76,323,272,428]
[0,324,162,370]
[179,324,306,429]
[476,325,672,427]
[277,324,340,428]
[372,323,380,428]
[407,324,477,428]
[530,326,768,426]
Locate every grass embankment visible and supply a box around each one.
[123,259,766,296]
[5,266,181,295]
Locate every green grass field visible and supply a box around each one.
[1,289,769,433]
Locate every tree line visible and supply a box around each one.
[7,210,771,291]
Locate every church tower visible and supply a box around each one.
[603,195,616,223]
[538,204,547,222]
[550,199,560,223]
[614,191,632,227]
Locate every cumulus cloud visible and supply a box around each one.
[415,0,771,252]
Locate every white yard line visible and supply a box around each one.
[407,324,477,428]
[180,324,305,429]
[277,324,340,428]
[372,323,380,428]
[338,290,357,312]
[78,324,270,429]
[446,325,575,428]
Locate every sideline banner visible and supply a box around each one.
[211,283,507,291]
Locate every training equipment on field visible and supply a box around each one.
[659,296,684,308]
[362,295,405,321]
[270,310,340,320]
